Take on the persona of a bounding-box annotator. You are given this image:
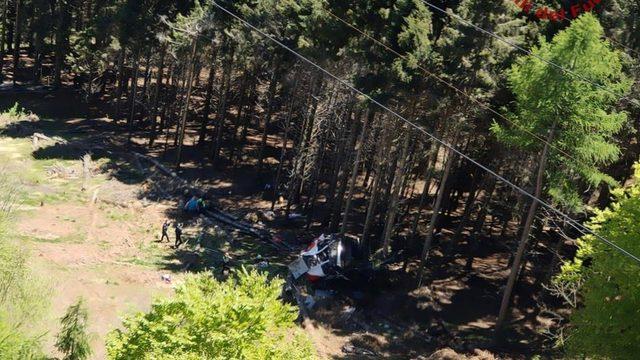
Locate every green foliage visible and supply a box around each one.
[493,13,631,211]
[1,102,27,119]
[106,268,315,359]
[67,30,112,96]
[438,0,537,96]
[554,162,640,359]
[170,0,211,50]
[333,0,438,99]
[0,179,49,359]
[55,298,92,360]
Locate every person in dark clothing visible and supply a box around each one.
[174,223,184,248]
[160,220,170,242]
[221,252,231,277]
[197,198,206,213]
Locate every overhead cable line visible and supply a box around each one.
[323,8,586,170]
[209,1,640,265]
[418,0,635,103]
[604,35,640,58]
[322,8,632,247]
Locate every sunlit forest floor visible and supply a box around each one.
[0,87,560,359]
[0,137,175,358]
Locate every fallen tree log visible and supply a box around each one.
[287,276,310,320]
[132,152,187,186]
[32,132,68,146]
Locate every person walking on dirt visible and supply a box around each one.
[174,223,184,248]
[160,220,171,242]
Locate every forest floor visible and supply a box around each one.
[0,86,557,359]
[0,90,357,359]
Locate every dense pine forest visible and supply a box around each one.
[0,0,639,359]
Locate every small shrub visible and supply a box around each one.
[55,298,92,360]
[0,178,49,359]
[6,102,26,118]
[0,102,28,128]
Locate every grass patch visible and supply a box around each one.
[121,242,166,268]
[106,208,134,222]
[16,231,86,244]
[0,136,108,208]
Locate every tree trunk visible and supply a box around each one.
[30,0,49,84]
[0,0,8,81]
[141,50,152,101]
[410,141,439,239]
[171,72,185,149]
[210,49,234,163]
[465,177,496,271]
[340,109,373,236]
[328,106,358,232]
[229,73,250,161]
[303,131,328,229]
[11,0,21,85]
[287,76,323,216]
[257,66,280,170]
[417,130,459,286]
[381,128,411,257]
[271,76,299,210]
[127,50,140,145]
[174,37,198,170]
[33,24,43,83]
[271,105,292,210]
[234,77,257,165]
[113,49,126,120]
[53,0,70,88]
[198,42,217,146]
[149,45,166,147]
[448,175,481,254]
[494,122,557,337]
[362,128,389,253]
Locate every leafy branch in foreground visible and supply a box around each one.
[554,162,640,359]
[0,176,49,359]
[106,268,315,360]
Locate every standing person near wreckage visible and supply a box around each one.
[174,223,183,248]
[160,220,170,242]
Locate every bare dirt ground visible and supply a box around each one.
[11,170,185,359]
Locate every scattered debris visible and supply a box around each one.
[244,212,259,223]
[422,348,497,360]
[341,343,378,357]
[286,276,310,319]
[46,163,78,179]
[32,132,67,149]
[340,305,356,321]
[133,152,188,187]
[273,231,299,247]
[314,289,336,300]
[288,212,304,220]
[81,153,92,191]
[90,187,100,205]
[260,210,276,221]
[304,295,316,309]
